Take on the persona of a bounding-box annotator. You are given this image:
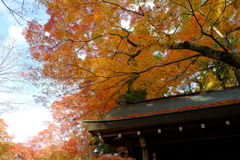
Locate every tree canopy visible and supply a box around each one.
[0,0,238,159]
[25,0,240,119]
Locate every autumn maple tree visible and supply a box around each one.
[0,118,13,158]
[24,0,240,121]
[2,1,236,158]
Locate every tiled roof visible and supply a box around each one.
[105,87,240,120]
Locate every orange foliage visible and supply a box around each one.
[3,143,35,160]
[0,119,12,142]
[20,121,97,159]
[24,0,239,120]
[22,1,240,157]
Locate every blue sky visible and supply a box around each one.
[0,0,52,142]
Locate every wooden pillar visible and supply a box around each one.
[152,153,157,160]
[139,137,148,160]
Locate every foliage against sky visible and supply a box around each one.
[0,0,52,113]
[1,0,239,159]
[24,0,240,120]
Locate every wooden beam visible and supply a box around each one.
[153,153,157,160]
[107,121,240,147]
[139,137,148,160]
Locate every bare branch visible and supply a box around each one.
[111,38,123,59]
[77,1,144,16]
[56,29,141,51]
[113,28,141,47]
[127,50,141,64]
[137,0,145,16]
[169,0,191,12]
[102,0,144,16]
[1,0,29,25]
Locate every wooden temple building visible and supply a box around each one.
[83,87,240,160]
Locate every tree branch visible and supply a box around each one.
[197,7,240,54]
[167,41,240,68]
[102,0,144,16]
[227,26,240,34]
[1,0,29,25]
[187,0,228,53]
[159,56,199,91]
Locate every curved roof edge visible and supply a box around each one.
[104,87,240,120]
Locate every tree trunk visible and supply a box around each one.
[234,68,240,86]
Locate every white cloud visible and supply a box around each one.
[8,26,25,41]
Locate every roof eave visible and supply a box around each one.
[83,103,240,137]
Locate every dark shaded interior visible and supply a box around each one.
[128,136,240,160]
